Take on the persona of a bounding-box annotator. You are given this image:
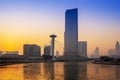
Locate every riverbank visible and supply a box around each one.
[0,59,91,66]
[92,61,120,65]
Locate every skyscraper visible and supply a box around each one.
[115,41,120,57]
[64,8,78,57]
[94,47,99,58]
[44,45,51,56]
[78,41,87,57]
[23,44,41,58]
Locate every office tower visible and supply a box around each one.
[0,51,3,56]
[32,44,41,57]
[23,44,31,57]
[78,41,87,57]
[23,44,41,58]
[56,50,60,57]
[64,8,78,57]
[94,47,99,58]
[44,45,51,56]
[115,41,120,57]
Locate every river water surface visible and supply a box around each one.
[0,62,120,80]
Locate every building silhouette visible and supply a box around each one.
[78,41,87,57]
[108,49,115,57]
[44,45,51,56]
[94,47,99,58]
[23,44,41,58]
[64,8,78,57]
[56,50,60,57]
[115,41,120,58]
[2,51,18,58]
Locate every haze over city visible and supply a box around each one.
[0,0,120,56]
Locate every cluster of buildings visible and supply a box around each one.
[23,44,52,59]
[0,51,19,58]
[90,47,100,58]
[0,8,119,60]
[0,45,51,59]
[23,44,41,59]
[90,41,120,59]
[108,41,120,58]
[0,8,88,60]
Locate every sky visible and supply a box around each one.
[0,0,120,56]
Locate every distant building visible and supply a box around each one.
[23,44,41,58]
[108,49,115,57]
[56,50,60,57]
[115,41,120,58]
[2,51,19,57]
[78,41,87,57]
[64,8,78,57]
[0,51,3,56]
[94,47,99,58]
[44,45,51,56]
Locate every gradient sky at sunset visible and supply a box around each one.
[0,0,120,56]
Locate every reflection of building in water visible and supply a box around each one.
[87,63,120,80]
[78,62,87,79]
[64,62,87,80]
[42,62,54,80]
[115,66,120,79]
[23,63,40,80]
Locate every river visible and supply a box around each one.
[0,62,120,80]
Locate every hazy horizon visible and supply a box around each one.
[0,0,120,56]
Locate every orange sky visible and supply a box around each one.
[0,0,120,56]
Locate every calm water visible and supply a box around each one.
[0,62,120,80]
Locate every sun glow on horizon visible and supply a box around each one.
[0,0,120,56]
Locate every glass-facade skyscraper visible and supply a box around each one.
[64,8,78,57]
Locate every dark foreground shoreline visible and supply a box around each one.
[0,59,91,66]
[1,56,120,67]
[92,61,120,65]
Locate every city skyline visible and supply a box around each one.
[0,0,120,55]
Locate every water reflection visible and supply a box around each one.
[23,63,40,80]
[87,63,120,80]
[116,66,120,79]
[42,62,54,80]
[0,62,120,80]
[64,62,87,80]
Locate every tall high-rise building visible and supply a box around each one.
[78,41,87,57]
[44,45,51,56]
[115,41,120,57]
[94,47,99,58]
[64,8,78,57]
[23,44,41,58]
